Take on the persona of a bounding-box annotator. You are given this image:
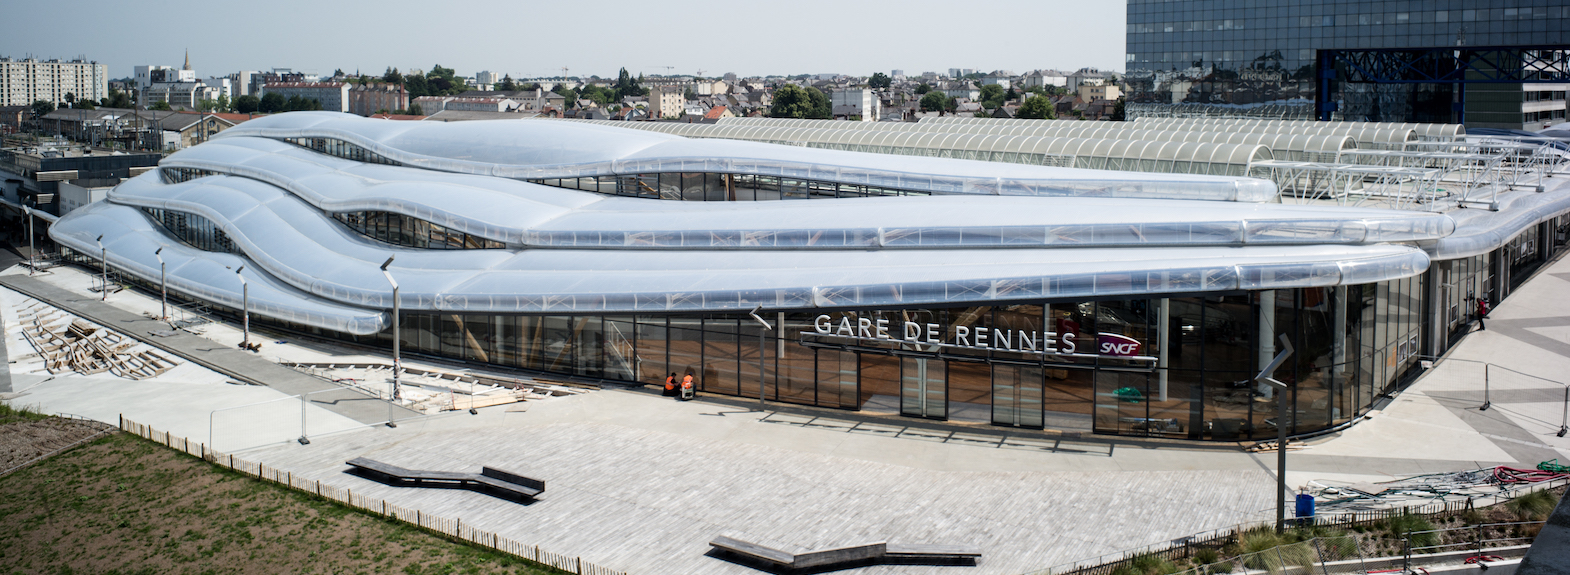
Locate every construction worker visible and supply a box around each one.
[680,372,695,401]
[663,373,677,396]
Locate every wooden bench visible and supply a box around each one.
[345,457,544,501]
[709,535,979,573]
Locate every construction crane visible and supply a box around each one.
[695,69,706,79]
[560,66,569,80]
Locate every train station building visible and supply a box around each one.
[34,111,1570,441]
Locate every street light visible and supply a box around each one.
[95,234,107,300]
[154,246,167,321]
[749,304,773,409]
[22,206,34,275]
[379,256,402,425]
[1253,332,1295,534]
[234,265,249,349]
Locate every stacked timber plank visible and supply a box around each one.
[16,301,177,380]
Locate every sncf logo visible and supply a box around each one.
[1098,333,1143,357]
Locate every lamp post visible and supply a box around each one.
[22,206,34,275]
[154,246,167,320]
[1253,333,1295,533]
[380,256,402,423]
[234,265,249,349]
[95,234,107,300]
[748,305,773,409]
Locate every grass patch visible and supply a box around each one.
[0,432,570,575]
[0,402,48,424]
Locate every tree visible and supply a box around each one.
[919,90,950,112]
[30,100,54,119]
[149,100,173,111]
[979,84,1006,108]
[768,84,816,118]
[554,86,578,105]
[612,67,646,99]
[806,87,831,119]
[408,102,423,116]
[1005,86,1019,102]
[75,100,95,110]
[198,99,220,112]
[216,95,231,113]
[102,89,133,109]
[1110,97,1126,121]
[868,72,891,89]
[499,75,517,92]
[684,86,696,100]
[580,85,614,107]
[914,83,931,95]
[383,67,403,85]
[258,92,286,113]
[404,74,430,99]
[64,93,76,107]
[234,94,261,114]
[1017,95,1056,119]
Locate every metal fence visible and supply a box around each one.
[1030,481,1565,575]
[119,416,628,575]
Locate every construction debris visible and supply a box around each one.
[15,300,178,380]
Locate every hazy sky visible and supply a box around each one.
[4,0,1126,81]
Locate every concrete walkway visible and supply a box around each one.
[0,273,417,427]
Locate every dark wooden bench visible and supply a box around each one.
[345,457,544,501]
[709,535,979,573]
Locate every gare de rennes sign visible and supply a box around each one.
[805,313,1155,362]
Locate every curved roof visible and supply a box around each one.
[216,112,1279,202]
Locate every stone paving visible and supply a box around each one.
[5,252,1570,573]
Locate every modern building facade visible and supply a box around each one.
[0,57,108,107]
[41,112,1570,442]
[1125,0,1570,125]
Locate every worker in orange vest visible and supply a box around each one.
[680,373,695,401]
[663,373,677,396]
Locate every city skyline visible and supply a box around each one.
[1,0,1127,82]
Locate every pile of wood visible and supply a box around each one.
[17,303,177,380]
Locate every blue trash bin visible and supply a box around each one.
[1295,493,1315,518]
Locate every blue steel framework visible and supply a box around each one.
[1315,45,1570,121]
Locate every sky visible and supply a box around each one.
[3,0,1126,81]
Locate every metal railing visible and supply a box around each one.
[1402,521,1545,570]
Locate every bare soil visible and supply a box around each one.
[0,414,113,474]
[0,431,564,575]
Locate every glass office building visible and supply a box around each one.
[1125,0,1570,123]
[46,113,1570,441]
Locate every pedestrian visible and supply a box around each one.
[680,372,695,401]
[1476,297,1489,331]
[663,372,677,397]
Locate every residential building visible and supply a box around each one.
[476,71,499,86]
[0,105,26,132]
[1022,70,1068,89]
[1079,83,1121,102]
[982,76,1012,89]
[649,87,684,119]
[0,57,108,107]
[830,89,879,121]
[202,77,232,101]
[261,82,350,113]
[348,83,410,116]
[144,82,210,111]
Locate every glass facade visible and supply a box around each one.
[139,207,240,254]
[332,211,506,250]
[283,281,1435,441]
[1125,0,1570,121]
[283,137,400,165]
[529,173,928,201]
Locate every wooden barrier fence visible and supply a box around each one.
[118,416,628,575]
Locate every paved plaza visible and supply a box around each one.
[5,254,1570,574]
